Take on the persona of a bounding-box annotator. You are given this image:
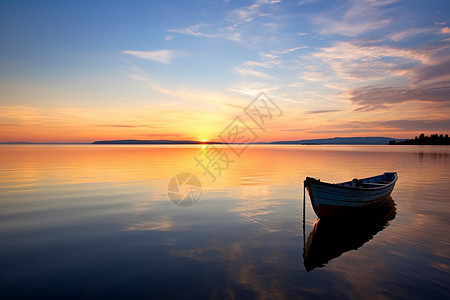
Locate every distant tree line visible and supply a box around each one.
[389,133,450,145]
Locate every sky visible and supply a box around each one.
[0,0,449,142]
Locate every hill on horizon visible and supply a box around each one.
[90,137,403,145]
[269,137,404,145]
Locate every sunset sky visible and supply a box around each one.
[1,0,449,142]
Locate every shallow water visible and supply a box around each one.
[0,145,449,299]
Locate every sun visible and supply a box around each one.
[200,139,207,143]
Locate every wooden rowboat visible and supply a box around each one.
[304,172,398,218]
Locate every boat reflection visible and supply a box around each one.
[303,198,397,272]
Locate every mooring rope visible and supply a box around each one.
[303,180,306,251]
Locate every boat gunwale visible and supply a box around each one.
[305,172,398,191]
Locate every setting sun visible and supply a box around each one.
[200,139,207,143]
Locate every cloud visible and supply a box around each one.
[305,109,341,114]
[258,0,281,3]
[388,28,433,41]
[168,0,281,43]
[242,52,282,68]
[281,128,307,131]
[127,72,248,111]
[272,46,308,54]
[413,58,450,83]
[0,105,41,123]
[168,23,242,42]
[168,24,221,38]
[294,36,450,115]
[228,81,281,96]
[99,124,138,128]
[350,81,450,111]
[298,40,436,83]
[234,67,275,79]
[441,27,450,34]
[299,0,320,5]
[313,0,400,37]
[0,105,146,142]
[306,128,389,134]
[226,0,280,24]
[227,4,260,23]
[99,124,159,128]
[302,118,450,135]
[140,133,183,138]
[123,50,182,64]
[378,119,450,131]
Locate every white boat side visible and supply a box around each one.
[304,172,398,218]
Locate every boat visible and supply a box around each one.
[303,197,396,271]
[304,172,398,218]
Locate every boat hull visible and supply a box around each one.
[304,172,397,218]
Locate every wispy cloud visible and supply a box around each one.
[168,23,243,41]
[299,40,432,83]
[127,72,249,113]
[99,124,159,128]
[281,128,307,131]
[228,81,281,96]
[299,0,320,5]
[309,118,450,134]
[273,46,308,54]
[140,133,183,138]
[242,52,282,68]
[301,118,450,135]
[440,27,450,34]
[168,0,281,43]
[305,109,342,114]
[413,58,450,83]
[168,24,221,39]
[350,81,450,111]
[378,119,450,131]
[234,67,275,79]
[226,0,280,24]
[388,28,433,41]
[123,50,183,64]
[313,0,400,37]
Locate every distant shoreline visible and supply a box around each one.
[0,136,408,145]
[92,136,406,145]
[6,135,450,145]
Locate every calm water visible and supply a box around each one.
[0,145,449,299]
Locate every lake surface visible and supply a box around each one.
[0,145,449,299]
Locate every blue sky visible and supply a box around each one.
[0,0,449,142]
